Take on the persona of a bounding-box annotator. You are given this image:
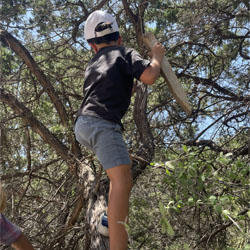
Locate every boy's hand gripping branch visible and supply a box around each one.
[143,32,192,115]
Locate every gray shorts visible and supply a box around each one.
[74,115,131,170]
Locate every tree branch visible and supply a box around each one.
[0,29,68,126]
[180,74,248,101]
[0,88,70,162]
[132,83,155,180]
[239,31,250,60]
[122,0,148,46]
[185,139,229,154]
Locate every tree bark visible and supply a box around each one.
[132,83,155,180]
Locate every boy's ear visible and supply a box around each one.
[89,43,98,53]
[118,36,122,45]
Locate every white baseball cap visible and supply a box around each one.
[84,10,119,40]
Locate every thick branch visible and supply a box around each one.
[122,0,148,46]
[0,29,68,125]
[0,88,70,162]
[132,83,155,180]
[121,0,137,27]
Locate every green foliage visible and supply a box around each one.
[130,145,250,249]
[0,0,29,24]
[0,48,18,76]
[159,201,175,236]
[0,0,249,249]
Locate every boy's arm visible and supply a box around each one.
[139,42,165,85]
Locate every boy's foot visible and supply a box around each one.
[98,212,109,237]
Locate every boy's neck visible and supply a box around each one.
[90,37,122,54]
[95,41,119,53]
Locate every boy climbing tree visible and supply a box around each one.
[74,10,165,250]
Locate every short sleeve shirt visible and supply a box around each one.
[0,213,22,245]
[77,45,150,126]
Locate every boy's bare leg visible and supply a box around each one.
[11,233,35,250]
[106,164,132,250]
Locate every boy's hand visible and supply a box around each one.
[151,42,165,63]
[140,42,165,85]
